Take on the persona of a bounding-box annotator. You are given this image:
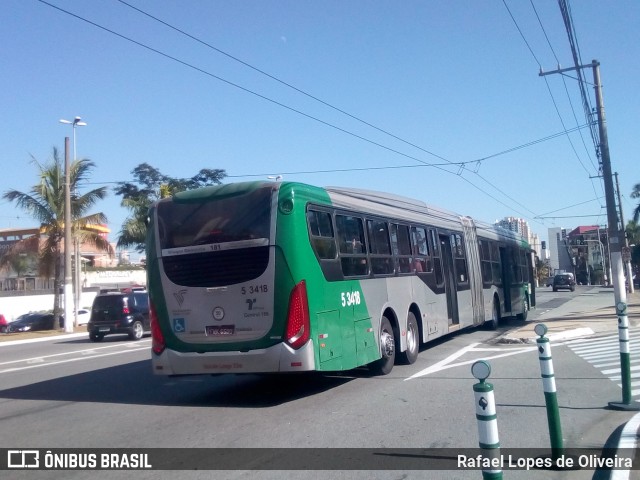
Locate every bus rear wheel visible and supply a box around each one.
[370,316,395,375]
[517,295,529,321]
[399,312,419,365]
[487,298,500,330]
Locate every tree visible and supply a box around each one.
[535,256,552,284]
[631,183,640,222]
[626,219,640,280]
[114,163,226,252]
[2,148,113,327]
[9,253,35,278]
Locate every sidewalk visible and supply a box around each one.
[500,288,640,344]
[500,287,640,479]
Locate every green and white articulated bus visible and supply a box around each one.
[146,181,535,376]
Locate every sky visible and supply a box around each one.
[2,0,640,255]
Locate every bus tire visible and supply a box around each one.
[488,298,500,330]
[517,295,529,321]
[399,312,419,365]
[370,316,395,375]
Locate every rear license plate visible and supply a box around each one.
[98,327,110,333]
[205,325,235,336]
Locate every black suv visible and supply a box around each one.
[88,291,150,341]
[552,273,576,292]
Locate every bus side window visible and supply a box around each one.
[391,224,412,274]
[367,219,393,275]
[520,249,530,283]
[429,229,443,285]
[307,210,337,260]
[451,233,468,283]
[335,214,368,276]
[411,226,431,273]
[510,248,521,283]
[491,242,502,284]
[480,240,493,284]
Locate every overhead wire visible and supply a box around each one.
[502,0,604,215]
[110,0,560,222]
[536,196,605,218]
[557,0,609,225]
[112,0,543,217]
[504,0,591,174]
[114,0,451,165]
[37,0,590,225]
[36,0,465,179]
[530,0,598,173]
[558,0,600,153]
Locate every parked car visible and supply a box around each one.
[76,308,91,326]
[87,291,150,341]
[0,314,8,333]
[7,312,56,332]
[553,273,576,292]
[61,308,91,327]
[544,277,554,287]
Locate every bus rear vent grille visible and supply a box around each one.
[162,247,269,287]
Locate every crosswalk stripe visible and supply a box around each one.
[572,343,637,355]
[566,328,640,400]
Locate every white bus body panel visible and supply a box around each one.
[152,340,316,375]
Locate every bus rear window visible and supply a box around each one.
[157,188,272,250]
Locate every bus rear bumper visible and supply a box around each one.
[151,341,316,375]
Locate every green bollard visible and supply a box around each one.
[534,324,563,462]
[471,360,502,480]
[609,301,640,410]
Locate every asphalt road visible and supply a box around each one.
[1,288,638,480]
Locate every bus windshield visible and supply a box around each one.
[157,187,272,251]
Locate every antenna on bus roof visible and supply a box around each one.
[267,175,283,182]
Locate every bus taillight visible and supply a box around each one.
[150,300,165,355]
[285,280,310,349]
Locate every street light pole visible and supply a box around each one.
[59,116,86,162]
[63,137,73,333]
[59,117,87,328]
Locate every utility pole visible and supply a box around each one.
[63,137,73,333]
[60,116,86,327]
[540,60,638,410]
[615,172,634,293]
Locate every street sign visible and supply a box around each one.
[622,246,631,262]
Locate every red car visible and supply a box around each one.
[0,314,8,333]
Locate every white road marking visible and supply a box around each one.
[406,343,535,380]
[0,344,150,374]
[0,340,150,367]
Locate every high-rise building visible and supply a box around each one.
[496,217,530,239]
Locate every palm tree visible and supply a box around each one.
[631,183,640,222]
[1,148,113,327]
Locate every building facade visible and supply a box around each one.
[0,226,135,291]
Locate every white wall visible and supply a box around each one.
[0,291,99,322]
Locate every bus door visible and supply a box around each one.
[499,246,513,314]
[439,233,459,326]
[528,250,536,308]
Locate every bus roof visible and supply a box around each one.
[324,186,526,245]
[159,180,528,246]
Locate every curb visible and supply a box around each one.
[0,332,87,347]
